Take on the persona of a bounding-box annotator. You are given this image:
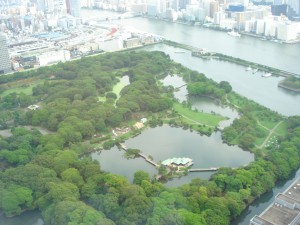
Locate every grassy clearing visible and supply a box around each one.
[113,79,127,99]
[98,78,128,103]
[274,121,288,136]
[259,120,278,130]
[173,103,225,127]
[0,79,43,97]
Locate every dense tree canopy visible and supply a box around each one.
[0,51,299,225]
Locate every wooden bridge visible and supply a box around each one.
[188,167,219,172]
[118,143,159,167]
[175,84,187,91]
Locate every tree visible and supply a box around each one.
[0,185,33,216]
[219,81,232,93]
[42,200,109,225]
[61,168,85,188]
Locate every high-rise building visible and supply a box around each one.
[66,0,80,17]
[210,1,219,18]
[0,33,11,74]
[286,0,300,17]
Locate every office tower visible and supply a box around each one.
[0,33,11,74]
[286,0,300,16]
[210,1,219,18]
[37,0,54,12]
[66,0,80,17]
[274,0,284,5]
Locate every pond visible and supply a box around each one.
[92,71,249,186]
[0,210,43,225]
[92,125,254,186]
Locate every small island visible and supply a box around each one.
[278,76,300,93]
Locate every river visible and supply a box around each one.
[142,43,300,116]
[82,8,300,74]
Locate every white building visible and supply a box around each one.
[264,18,277,37]
[244,18,256,32]
[36,49,70,66]
[277,21,300,42]
[256,19,265,34]
[98,37,123,52]
[220,19,237,30]
[0,33,11,74]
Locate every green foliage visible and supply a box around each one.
[0,51,300,225]
[133,170,151,185]
[42,200,112,225]
[0,185,33,216]
[124,148,141,159]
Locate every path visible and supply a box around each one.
[259,121,283,149]
[180,114,215,128]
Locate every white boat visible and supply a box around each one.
[227,30,241,37]
[246,66,252,71]
[175,50,185,53]
[252,68,258,74]
[262,73,272,77]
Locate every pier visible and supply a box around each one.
[119,143,220,172]
[188,167,219,172]
[118,143,159,167]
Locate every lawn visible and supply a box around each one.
[0,79,43,97]
[258,120,278,130]
[274,121,288,136]
[98,77,129,103]
[173,103,225,127]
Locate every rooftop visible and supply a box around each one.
[250,177,300,225]
[284,178,300,201]
[260,203,299,225]
[161,157,193,166]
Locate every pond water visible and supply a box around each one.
[143,44,300,116]
[0,210,43,225]
[92,125,254,186]
[91,71,249,186]
[161,74,240,127]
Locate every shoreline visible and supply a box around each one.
[278,83,300,93]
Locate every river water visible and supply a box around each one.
[2,9,299,225]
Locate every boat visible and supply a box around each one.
[245,66,252,71]
[227,30,241,37]
[175,50,186,53]
[262,73,272,78]
[252,68,258,74]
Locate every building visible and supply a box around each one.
[36,49,70,66]
[210,1,219,18]
[0,33,11,74]
[271,4,288,17]
[250,177,300,225]
[286,0,300,17]
[161,157,194,168]
[66,0,81,17]
[277,21,300,42]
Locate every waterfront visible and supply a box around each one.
[118,16,300,75]
[143,44,300,116]
[1,9,299,225]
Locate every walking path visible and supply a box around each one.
[180,114,215,128]
[259,121,283,148]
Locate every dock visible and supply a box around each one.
[118,143,159,167]
[188,167,219,172]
